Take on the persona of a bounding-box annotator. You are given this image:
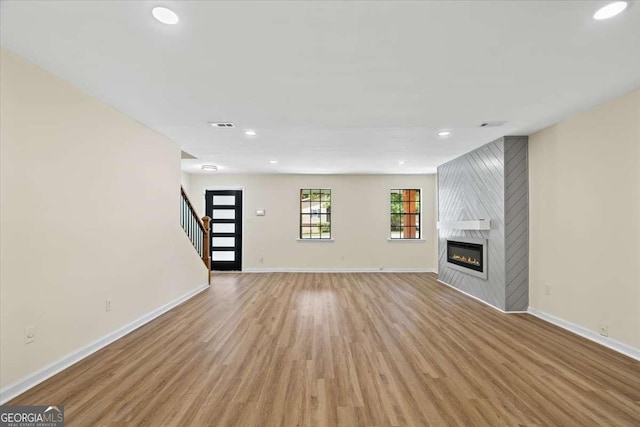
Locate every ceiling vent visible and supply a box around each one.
[479,121,506,128]
[209,122,235,128]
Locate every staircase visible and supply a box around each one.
[180,187,212,283]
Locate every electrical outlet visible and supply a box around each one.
[599,324,609,337]
[545,283,552,296]
[259,255,264,264]
[24,326,36,344]
[106,299,112,312]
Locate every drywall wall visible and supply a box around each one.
[437,137,529,312]
[0,49,208,392]
[529,88,640,350]
[186,174,438,270]
[181,171,192,195]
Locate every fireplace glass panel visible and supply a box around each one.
[447,240,483,272]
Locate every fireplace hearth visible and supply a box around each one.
[445,238,487,279]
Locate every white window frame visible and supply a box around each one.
[388,188,425,242]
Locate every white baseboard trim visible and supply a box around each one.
[527,307,640,361]
[0,284,209,404]
[241,267,438,273]
[436,279,527,314]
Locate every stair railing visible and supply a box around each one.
[180,187,211,283]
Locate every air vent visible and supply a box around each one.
[479,121,506,128]
[209,122,235,128]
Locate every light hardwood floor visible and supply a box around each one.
[9,273,640,426]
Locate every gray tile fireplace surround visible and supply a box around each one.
[437,136,529,312]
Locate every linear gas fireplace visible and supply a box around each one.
[446,237,488,279]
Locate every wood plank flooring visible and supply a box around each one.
[9,273,640,426]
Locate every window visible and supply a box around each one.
[300,189,331,239]
[390,189,421,239]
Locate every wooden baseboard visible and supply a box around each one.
[0,284,209,404]
[241,267,438,273]
[528,307,640,361]
[436,279,515,313]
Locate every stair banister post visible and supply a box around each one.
[202,216,212,284]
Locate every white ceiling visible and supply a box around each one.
[2,1,639,174]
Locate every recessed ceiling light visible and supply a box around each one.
[201,164,217,172]
[269,160,278,164]
[594,1,628,20]
[244,130,257,136]
[152,7,179,25]
[398,160,406,165]
[437,130,452,137]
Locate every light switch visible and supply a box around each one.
[256,209,266,216]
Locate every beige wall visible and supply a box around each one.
[529,89,640,350]
[188,174,438,270]
[181,171,191,194]
[0,50,208,391]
